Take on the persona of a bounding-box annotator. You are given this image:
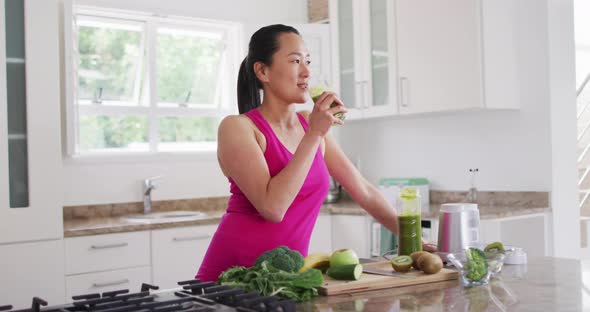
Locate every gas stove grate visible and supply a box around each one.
[2,280,296,312]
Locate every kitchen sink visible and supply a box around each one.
[122,210,209,223]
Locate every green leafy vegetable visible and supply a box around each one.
[253,246,305,273]
[218,261,324,302]
[464,247,488,282]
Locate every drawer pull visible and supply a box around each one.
[90,242,129,249]
[173,235,211,242]
[92,279,129,288]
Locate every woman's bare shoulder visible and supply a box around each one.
[219,114,255,133]
[218,114,264,148]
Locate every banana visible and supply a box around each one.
[299,253,331,273]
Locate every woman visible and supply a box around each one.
[197,24,409,282]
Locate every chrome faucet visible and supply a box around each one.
[143,176,161,214]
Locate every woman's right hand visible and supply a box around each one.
[307,91,348,137]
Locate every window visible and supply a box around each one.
[65,7,241,156]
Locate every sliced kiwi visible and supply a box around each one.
[410,251,429,270]
[391,255,413,273]
[484,242,506,254]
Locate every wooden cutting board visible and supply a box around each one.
[318,261,459,296]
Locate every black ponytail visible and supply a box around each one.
[237,24,300,114]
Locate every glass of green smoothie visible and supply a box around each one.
[397,188,422,256]
[309,83,346,122]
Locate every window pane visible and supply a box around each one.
[78,115,148,152]
[77,20,144,105]
[157,28,224,107]
[158,116,218,151]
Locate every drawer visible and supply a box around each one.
[152,225,217,289]
[65,231,150,275]
[65,266,151,302]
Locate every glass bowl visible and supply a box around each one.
[485,252,506,276]
[446,251,492,287]
[470,243,511,275]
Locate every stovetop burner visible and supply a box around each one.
[2,281,295,312]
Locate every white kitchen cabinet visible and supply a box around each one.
[0,240,65,309]
[329,0,398,120]
[65,267,151,302]
[65,231,151,275]
[480,213,550,258]
[395,0,519,114]
[151,225,216,289]
[0,0,63,244]
[331,215,371,258]
[308,214,332,253]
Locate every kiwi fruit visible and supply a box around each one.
[484,242,505,254]
[410,251,429,270]
[391,255,413,273]
[417,253,443,274]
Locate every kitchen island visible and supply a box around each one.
[297,257,587,311]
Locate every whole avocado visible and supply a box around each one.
[254,246,305,273]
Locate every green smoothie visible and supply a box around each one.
[309,85,345,121]
[397,214,422,256]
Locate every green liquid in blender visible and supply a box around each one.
[397,214,422,256]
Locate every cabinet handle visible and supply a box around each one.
[400,77,409,108]
[90,242,128,250]
[363,81,370,109]
[357,81,366,109]
[92,279,129,288]
[173,235,211,242]
[354,81,362,109]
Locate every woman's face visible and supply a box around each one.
[261,32,311,104]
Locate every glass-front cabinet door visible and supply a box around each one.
[330,0,362,120]
[0,0,62,244]
[363,0,397,118]
[329,0,397,120]
[4,0,29,208]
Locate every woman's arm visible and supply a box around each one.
[322,131,399,236]
[218,93,346,223]
[323,131,438,251]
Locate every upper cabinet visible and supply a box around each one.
[395,0,519,114]
[0,0,63,244]
[329,0,398,120]
[328,0,519,119]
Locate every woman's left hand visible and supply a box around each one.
[422,240,437,252]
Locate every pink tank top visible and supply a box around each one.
[196,108,330,282]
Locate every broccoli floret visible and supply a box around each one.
[464,247,489,282]
[254,246,304,273]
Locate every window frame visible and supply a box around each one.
[63,3,242,161]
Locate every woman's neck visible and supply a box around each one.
[258,94,299,129]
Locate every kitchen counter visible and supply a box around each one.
[63,199,550,237]
[324,201,551,220]
[298,257,584,311]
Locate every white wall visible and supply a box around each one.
[339,1,555,193]
[575,0,590,88]
[547,0,579,259]
[74,0,308,24]
[62,0,308,205]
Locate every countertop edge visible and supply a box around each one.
[64,202,552,237]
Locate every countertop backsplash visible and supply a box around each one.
[63,190,550,237]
